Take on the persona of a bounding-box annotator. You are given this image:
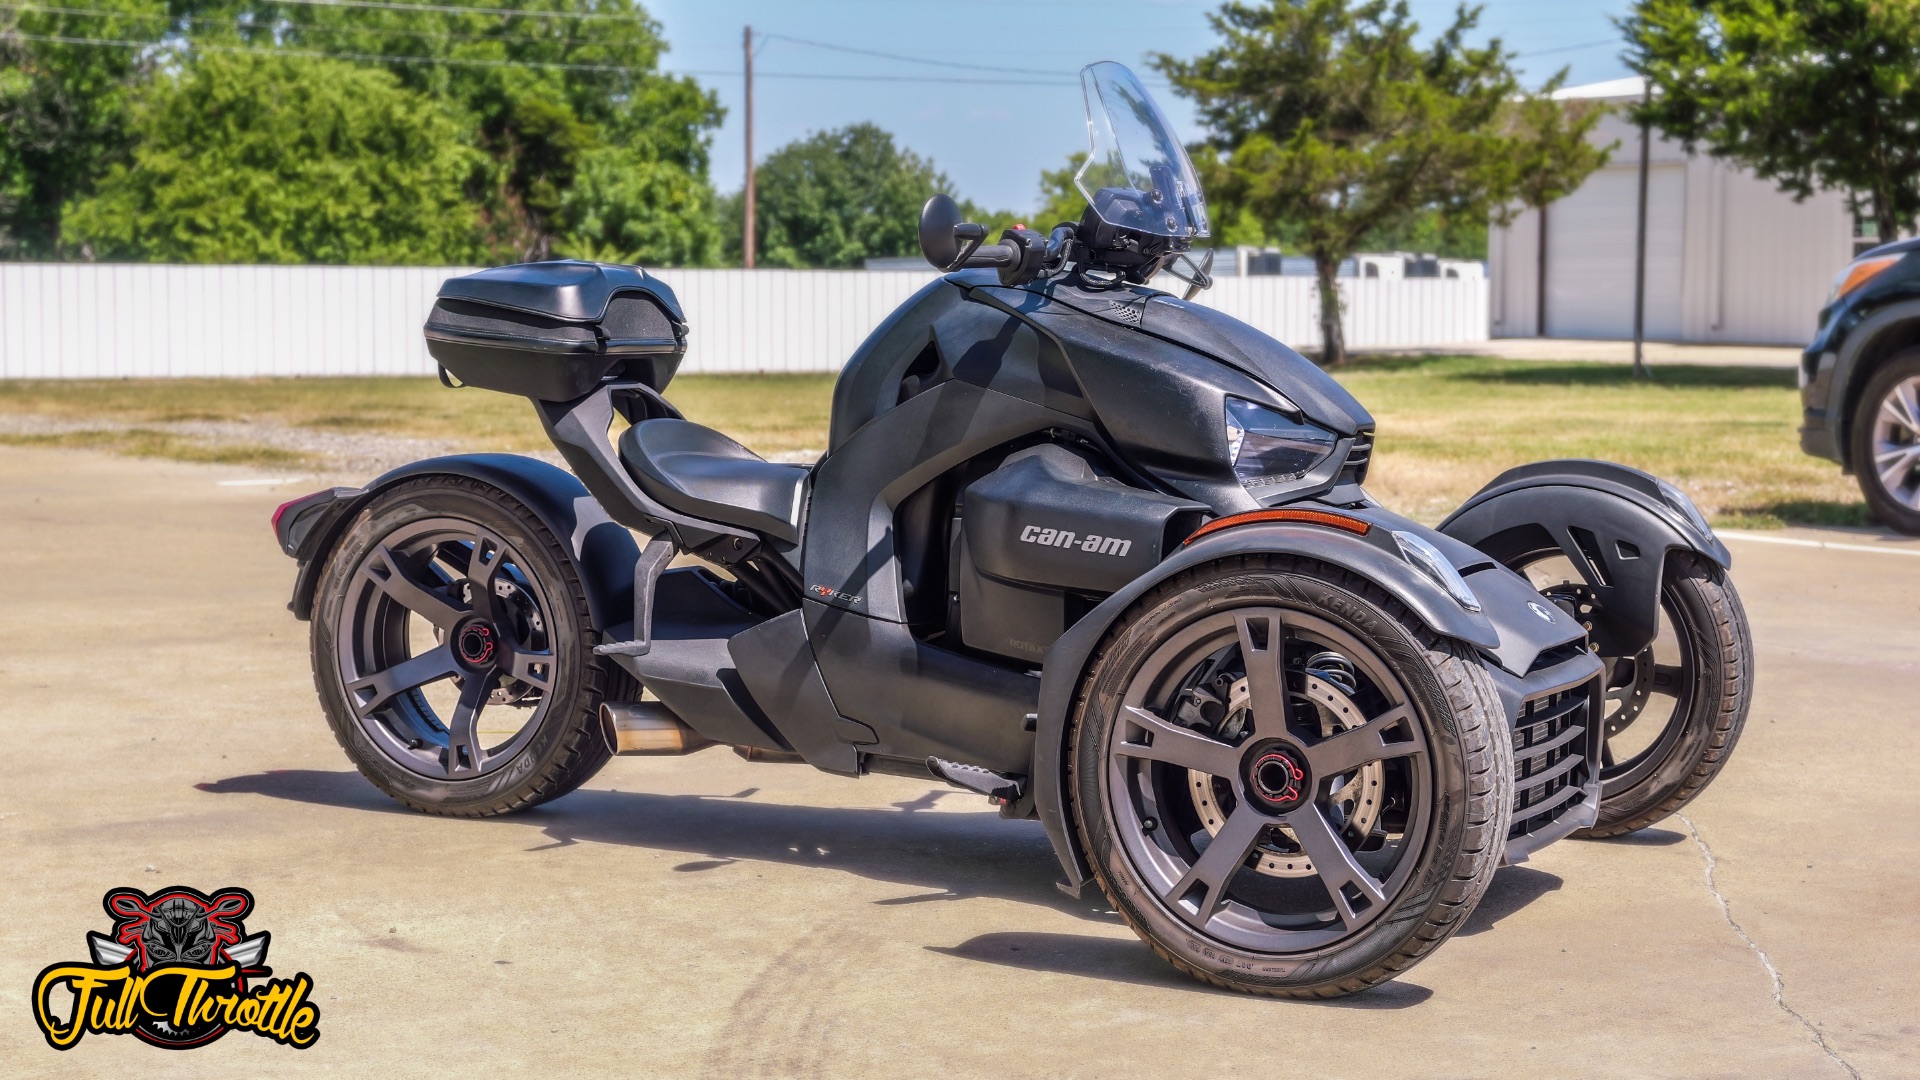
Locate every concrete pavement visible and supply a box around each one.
[1,445,1914,1079]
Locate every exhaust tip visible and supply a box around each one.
[599,702,713,756]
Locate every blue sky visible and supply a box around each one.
[647,0,1635,214]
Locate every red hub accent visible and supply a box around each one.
[1248,749,1308,812]
[456,621,498,667]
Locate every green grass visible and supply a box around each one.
[0,358,1865,527]
[0,428,314,469]
[1332,355,1864,528]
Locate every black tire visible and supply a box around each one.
[1849,349,1920,534]
[310,476,623,816]
[1068,555,1511,998]
[1573,554,1752,838]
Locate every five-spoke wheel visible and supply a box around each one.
[337,518,557,780]
[1851,352,1920,534]
[1072,557,1509,997]
[311,477,622,815]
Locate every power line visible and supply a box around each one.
[253,0,644,21]
[0,30,654,70]
[1516,38,1619,59]
[0,3,600,46]
[758,31,1070,78]
[0,29,1087,83]
[679,68,1077,87]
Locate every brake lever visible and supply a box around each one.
[944,223,989,271]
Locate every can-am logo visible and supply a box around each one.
[1019,524,1132,558]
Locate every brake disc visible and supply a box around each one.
[1188,671,1384,879]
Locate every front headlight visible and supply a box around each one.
[1392,531,1482,613]
[1224,397,1339,492]
[1829,254,1902,303]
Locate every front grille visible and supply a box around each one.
[1342,434,1374,483]
[1507,685,1591,841]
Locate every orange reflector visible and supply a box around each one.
[1185,508,1372,544]
[1834,254,1901,301]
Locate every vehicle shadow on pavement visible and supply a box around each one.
[1458,865,1564,937]
[197,769,1112,922]
[926,932,1435,1007]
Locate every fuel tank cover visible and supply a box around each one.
[963,444,1205,595]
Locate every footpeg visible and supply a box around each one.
[927,757,1025,802]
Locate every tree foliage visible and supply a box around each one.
[729,122,1007,268]
[0,0,165,257]
[1155,0,1607,364]
[2,0,725,265]
[1624,0,1920,243]
[63,52,485,263]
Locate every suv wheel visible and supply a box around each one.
[1850,349,1920,534]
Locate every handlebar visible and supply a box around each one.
[960,242,1019,269]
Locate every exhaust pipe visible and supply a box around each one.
[599,702,713,755]
[732,745,806,765]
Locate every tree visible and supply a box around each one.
[212,0,726,262]
[731,122,1007,268]
[1624,0,1920,245]
[1035,152,1090,231]
[1155,0,1606,365]
[0,0,165,257]
[557,145,723,266]
[62,52,486,264]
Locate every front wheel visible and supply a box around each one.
[310,476,624,816]
[1849,350,1920,534]
[1516,551,1752,837]
[1069,556,1511,998]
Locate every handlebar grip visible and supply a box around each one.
[961,242,1018,268]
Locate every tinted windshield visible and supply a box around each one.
[1075,62,1209,239]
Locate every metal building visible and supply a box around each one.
[1489,77,1856,346]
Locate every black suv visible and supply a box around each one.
[1801,237,1920,533]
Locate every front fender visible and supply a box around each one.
[1030,519,1500,893]
[285,454,639,638]
[1438,459,1727,658]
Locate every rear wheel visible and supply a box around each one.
[1069,556,1510,998]
[1514,551,1751,837]
[310,476,622,816]
[1850,350,1920,534]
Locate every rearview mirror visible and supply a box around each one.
[919,194,962,269]
[919,194,986,271]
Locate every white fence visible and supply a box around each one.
[0,264,1487,378]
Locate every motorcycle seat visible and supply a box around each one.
[617,419,808,544]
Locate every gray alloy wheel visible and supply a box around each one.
[1868,375,1920,510]
[1852,351,1920,534]
[1104,607,1432,952]
[335,516,558,780]
[1070,557,1510,998]
[310,476,619,816]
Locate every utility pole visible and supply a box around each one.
[1631,83,1651,381]
[743,25,755,270]
[1535,203,1548,337]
